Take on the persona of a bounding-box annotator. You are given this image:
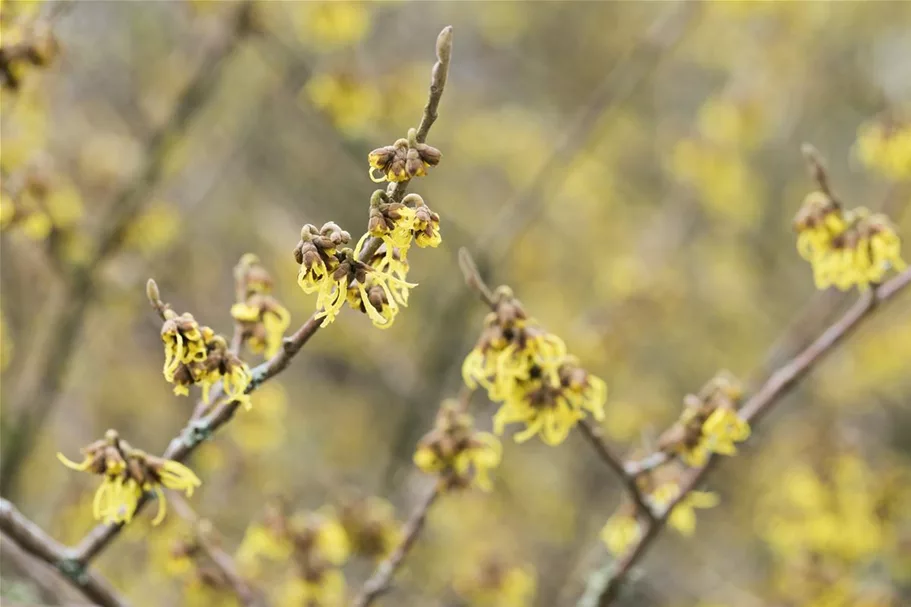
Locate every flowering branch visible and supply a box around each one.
[459,247,654,521]
[66,23,454,575]
[0,498,127,607]
[0,1,256,497]
[350,483,441,607]
[579,266,911,607]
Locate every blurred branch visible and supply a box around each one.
[168,494,264,607]
[0,498,128,607]
[68,23,455,569]
[579,267,911,607]
[0,2,256,497]
[351,483,441,607]
[577,420,654,521]
[1,535,82,604]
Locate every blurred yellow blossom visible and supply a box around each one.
[855,117,911,181]
[291,1,371,50]
[303,71,381,138]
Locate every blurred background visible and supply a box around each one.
[1,1,910,606]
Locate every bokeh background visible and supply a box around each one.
[1,1,910,606]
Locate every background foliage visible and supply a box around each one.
[1,1,910,606]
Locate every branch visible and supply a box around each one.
[168,494,264,607]
[351,483,441,607]
[68,24,455,568]
[576,420,654,522]
[0,498,129,607]
[579,267,911,606]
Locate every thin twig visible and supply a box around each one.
[579,267,911,607]
[69,24,454,568]
[169,494,264,607]
[577,420,654,521]
[351,483,441,607]
[0,498,129,607]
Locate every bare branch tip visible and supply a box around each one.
[436,26,453,61]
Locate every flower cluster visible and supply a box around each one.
[855,116,911,181]
[0,163,84,243]
[756,455,911,604]
[794,190,906,291]
[293,221,416,329]
[368,190,442,251]
[230,254,291,359]
[160,308,252,407]
[336,495,402,561]
[658,370,750,467]
[413,400,502,491]
[166,531,239,607]
[236,503,350,607]
[57,429,201,525]
[453,557,537,607]
[462,287,607,446]
[0,4,58,92]
[368,128,441,183]
[600,464,719,556]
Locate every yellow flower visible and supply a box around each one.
[493,383,582,446]
[855,119,911,181]
[369,244,411,306]
[280,570,346,607]
[650,483,719,536]
[600,512,642,556]
[230,297,291,359]
[292,1,370,50]
[414,402,502,491]
[492,360,606,447]
[338,496,402,561]
[368,133,441,183]
[236,522,292,577]
[702,407,750,456]
[411,199,441,248]
[455,560,537,607]
[160,310,207,382]
[57,432,202,526]
[91,475,142,525]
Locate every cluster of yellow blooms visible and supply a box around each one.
[413,399,502,491]
[291,130,442,329]
[658,371,751,467]
[0,0,58,92]
[230,254,291,359]
[336,495,403,562]
[160,308,252,407]
[453,557,537,607]
[600,465,720,556]
[462,287,607,446]
[57,429,201,525]
[236,503,352,607]
[794,190,906,291]
[1,160,84,246]
[855,116,911,181]
[293,197,441,331]
[166,532,240,607]
[368,129,441,183]
[756,455,911,607]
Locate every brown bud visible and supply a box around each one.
[416,143,441,166]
